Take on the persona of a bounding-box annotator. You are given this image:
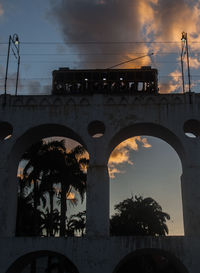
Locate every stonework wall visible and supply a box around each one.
[0,93,200,272]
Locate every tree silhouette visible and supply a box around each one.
[66,210,86,236]
[16,193,42,237]
[17,139,88,237]
[110,195,170,236]
[40,208,60,237]
[58,145,87,236]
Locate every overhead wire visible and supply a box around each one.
[2,75,200,81]
[1,40,200,45]
[0,52,183,56]
[1,40,199,93]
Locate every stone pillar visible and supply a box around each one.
[0,140,17,237]
[181,166,200,236]
[86,164,110,237]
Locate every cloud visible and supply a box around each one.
[64,136,152,179]
[66,192,75,200]
[108,136,151,178]
[0,3,3,16]
[109,166,124,179]
[189,55,200,69]
[49,0,200,91]
[152,0,200,41]
[23,81,51,95]
[49,0,153,68]
[159,69,182,94]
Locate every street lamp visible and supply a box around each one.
[181,32,191,100]
[181,32,187,42]
[181,33,186,94]
[4,33,20,96]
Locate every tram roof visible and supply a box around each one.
[53,66,158,74]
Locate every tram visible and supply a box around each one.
[52,66,158,95]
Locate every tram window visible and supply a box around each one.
[111,82,116,90]
[94,82,100,90]
[83,73,91,81]
[101,72,108,80]
[56,83,63,90]
[120,81,126,89]
[138,82,143,91]
[65,83,71,92]
[129,82,133,88]
[119,72,126,81]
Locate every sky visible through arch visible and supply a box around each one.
[109,136,183,236]
[2,0,198,235]
[18,135,183,236]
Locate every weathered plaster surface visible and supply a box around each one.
[0,93,200,272]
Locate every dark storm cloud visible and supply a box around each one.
[49,0,151,68]
[51,0,141,42]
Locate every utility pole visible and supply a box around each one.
[181,32,192,103]
[4,34,20,98]
[181,38,185,94]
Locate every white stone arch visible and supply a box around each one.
[106,122,186,168]
[106,122,185,235]
[5,250,80,273]
[112,248,189,273]
[6,123,88,237]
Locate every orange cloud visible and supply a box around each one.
[159,69,182,94]
[66,192,75,200]
[108,136,151,178]
[189,55,200,69]
[108,167,122,179]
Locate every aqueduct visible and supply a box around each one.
[0,92,200,272]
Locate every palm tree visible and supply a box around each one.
[58,145,87,236]
[110,195,170,236]
[17,139,88,237]
[21,140,61,234]
[67,210,86,236]
[40,208,60,237]
[16,189,42,236]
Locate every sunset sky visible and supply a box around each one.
[2,0,200,235]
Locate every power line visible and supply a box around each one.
[1,41,200,45]
[2,51,200,58]
[0,52,182,56]
[19,41,200,44]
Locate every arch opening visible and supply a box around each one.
[113,249,189,273]
[9,124,88,237]
[108,123,185,236]
[6,251,79,273]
